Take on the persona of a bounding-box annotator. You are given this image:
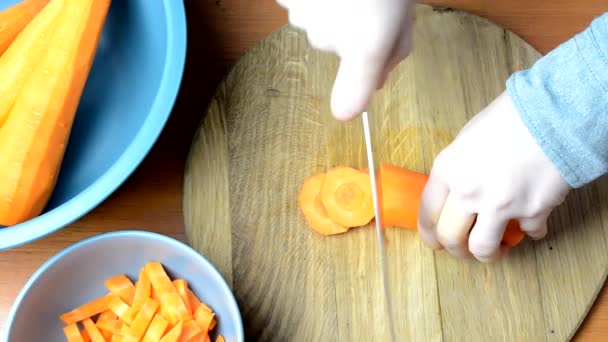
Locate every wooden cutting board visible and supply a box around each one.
[183,5,608,341]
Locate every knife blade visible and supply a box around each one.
[361,111,396,341]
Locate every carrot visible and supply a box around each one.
[216,336,225,342]
[0,0,49,56]
[82,318,106,342]
[194,305,215,332]
[172,279,193,314]
[81,329,91,342]
[208,318,217,331]
[0,0,111,226]
[60,293,113,325]
[63,323,85,342]
[144,262,191,324]
[108,296,138,325]
[377,164,427,230]
[142,314,169,342]
[0,0,62,128]
[105,274,136,305]
[299,172,349,235]
[159,321,183,342]
[132,268,152,311]
[96,319,123,336]
[320,167,375,227]
[178,320,203,342]
[122,298,160,342]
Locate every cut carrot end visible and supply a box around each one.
[299,172,349,235]
[320,167,374,227]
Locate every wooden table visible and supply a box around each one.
[1,0,607,340]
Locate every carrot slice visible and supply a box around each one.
[203,334,211,342]
[0,0,62,128]
[0,0,111,225]
[172,279,193,314]
[60,294,113,325]
[177,320,203,342]
[97,309,118,321]
[142,313,169,342]
[208,318,217,331]
[299,173,349,235]
[82,318,106,342]
[63,323,85,342]
[216,336,225,342]
[0,0,49,56]
[194,306,215,332]
[320,167,374,227]
[159,321,183,342]
[123,297,160,341]
[108,296,138,325]
[132,268,151,312]
[96,319,122,335]
[81,329,91,342]
[105,274,136,305]
[187,288,212,314]
[144,262,191,324]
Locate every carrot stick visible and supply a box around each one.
[96,319,122,335]
[144,262,191,324]
[108,296,138,325]
[159,321,183,342]
[172,279,192,314]
[320,167,374,227]
[208,318,217,331]
[105,274,136,305]
[216,336,225,342]
[60,294,113,325]
[299,173,349,235]
[123,298,160,342]
[82,318,106,342]
[142,314,169,342]
[132,268,151,312]
[187,288,212,314]
[194,306,215,332]
[177,320,203,342]
[0,0,49,56]
[97,309,118,322]
[63,323,85,342]
[81,329,91,342]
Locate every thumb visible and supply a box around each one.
[330,56,385,121]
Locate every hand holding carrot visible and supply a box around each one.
[417,91,571,262]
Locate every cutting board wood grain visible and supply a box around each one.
[184,5,608,341]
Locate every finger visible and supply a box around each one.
[468,213,508,263]
[330,55,386,120]
[436,192,476,257]
[519,212,550,240]
[417,175,449,250]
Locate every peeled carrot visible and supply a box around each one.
[216,336,225,342]
[122,298,160,342]
[194,305,215,332]
[0,0,49,56]
[298,173,349,235]
[142,314,169,342]
[96,319,122,336]
[178,320,203,342]
[132,268,151,312]
[105,274,136,305]
[172,279,193,314]
[63,323,85,342]
[60,294,114,325]
[144,262,191,325]
[82,318,106,342]
[320,167,375,227]
[159,321,183,342]
[0,0,111,226]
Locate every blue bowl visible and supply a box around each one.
[0,0,187,249]
[3,230,245,341]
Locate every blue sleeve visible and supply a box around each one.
[506,12,608,188]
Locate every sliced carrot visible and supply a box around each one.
[105,274,136,305]
[502,220,526,246]
[81,329,91,342]
[82,318,106,342]
[60,293,113,325]
[177,320,203,342]
[187,288,212,314]
[145,262,191,324]
[194,306,215,332]
[208,318,217,331]
[216,336,225,342]
[377,164,427,230]
[63,323,85,342]
[203,334,211,342]
[142,313,169,342]
[132,268,152,312]
[0,0,111,225]
[0,0,49,56]
[108,295,138,325]
[299,173,349,235]
[96,319,123,335]
[123,297,160,341]
[172,279,193,314]
[159,321,183,342]
[320,167,374,227]
[97,309,118,321]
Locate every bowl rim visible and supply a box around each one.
[3,230,245,342]
[0,0,188,250]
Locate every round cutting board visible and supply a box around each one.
[184,5,608,341]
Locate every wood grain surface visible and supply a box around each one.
[1,0,608,341]
[183,5,608,340]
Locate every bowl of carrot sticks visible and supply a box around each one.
[0,0,186,249]
[3,230,244,342]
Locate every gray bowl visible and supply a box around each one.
[3,230,244,341]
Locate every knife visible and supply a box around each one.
[361,111,397,341]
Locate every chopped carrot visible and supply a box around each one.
[63,323,85,342]
[203,334,211,342]
[105,274,136,305]
[82,318,106,342]
[60,294,113,325]
[209,318,217,331]
[159,321,183,342]
[187,288,212,314]
[299,172,349,235]
[194,306,215,332]
[123,297,160,341]
[173,279,193,314]
[0,0,49,56]
[96,319,122,335]
[216,336,225,342]
[177,320,203,342]
[142,313,169,342]
[108,296,138,325]
[132,268,151,312]
[145,262,191,324]
[98,309,118,321]
[320,167,374,227]
[81,329,91,342]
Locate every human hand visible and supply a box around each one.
[276,0,415,120]
[417,91,572,262]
